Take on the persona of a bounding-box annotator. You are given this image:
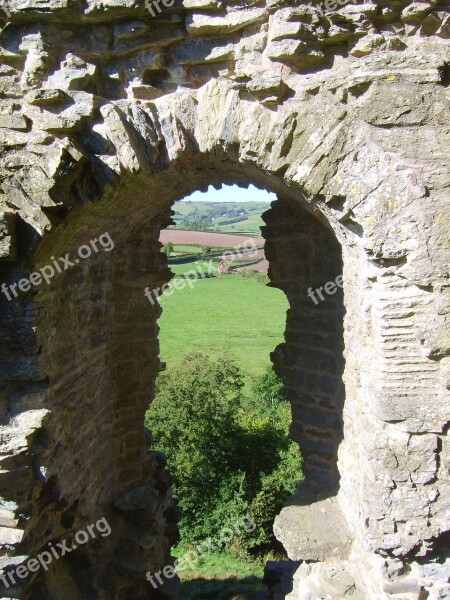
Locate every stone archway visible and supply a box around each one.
[0,1,449,598]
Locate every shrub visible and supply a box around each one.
[146,354,302,552]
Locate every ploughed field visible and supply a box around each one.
[160,229,263,248]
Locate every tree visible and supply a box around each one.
[163,241,174,256]
[248,366,289,425]
[145,354,302,551]
[237,369,302,549]
[248,441,301,548]
[145,352,245,542]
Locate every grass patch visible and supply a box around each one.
[168,258,217,276]
[158,273,288,377]
[238,269,269,285]
[175,549,266,600]
[180,576,265,600]
[218,214,265,234]
[172,244,204,254]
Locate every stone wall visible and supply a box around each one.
[0,0,449,597]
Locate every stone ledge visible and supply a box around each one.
[274,496,352,562]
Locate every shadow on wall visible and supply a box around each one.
[179,575,267,600]
[263,197,349,580]
[264,198,346,504]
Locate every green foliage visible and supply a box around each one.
[236,367,302,548]
[146,353,303,553]
[248,366,290,425]
[181,220,206,231]
[248,442,301,547]
[163,241,174,256]
[145,353,244,542]
[181,208,211,230]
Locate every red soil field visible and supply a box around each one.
[159,229,263,248]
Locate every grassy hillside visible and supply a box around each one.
[157,274,288,378]
[171,244,203,254]
[217,214,265,234]
[168,258,216,276]
[170,201,270,233]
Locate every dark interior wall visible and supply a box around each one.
[263,198,344,499]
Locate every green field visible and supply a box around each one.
[157,273,288,378]
[171,244,203,254]
[168,258,216,276]
[156,257,288,598]
[218,214,265,234]
[170,201,270,234]
[173,201,269,217]
[169,244,231,257]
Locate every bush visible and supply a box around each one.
[163,241,174,256]
[238,269,268,285]
[146,354,302,552]
[247,442,301,548]
[145,353,245,543]
[247,366,290,425]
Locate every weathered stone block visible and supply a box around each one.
[0,212,16,261]
[186,8,266,36]
[25,88,68,106]
[172,38,234,65]
[23,91,94,132]
[274,497,352,562]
